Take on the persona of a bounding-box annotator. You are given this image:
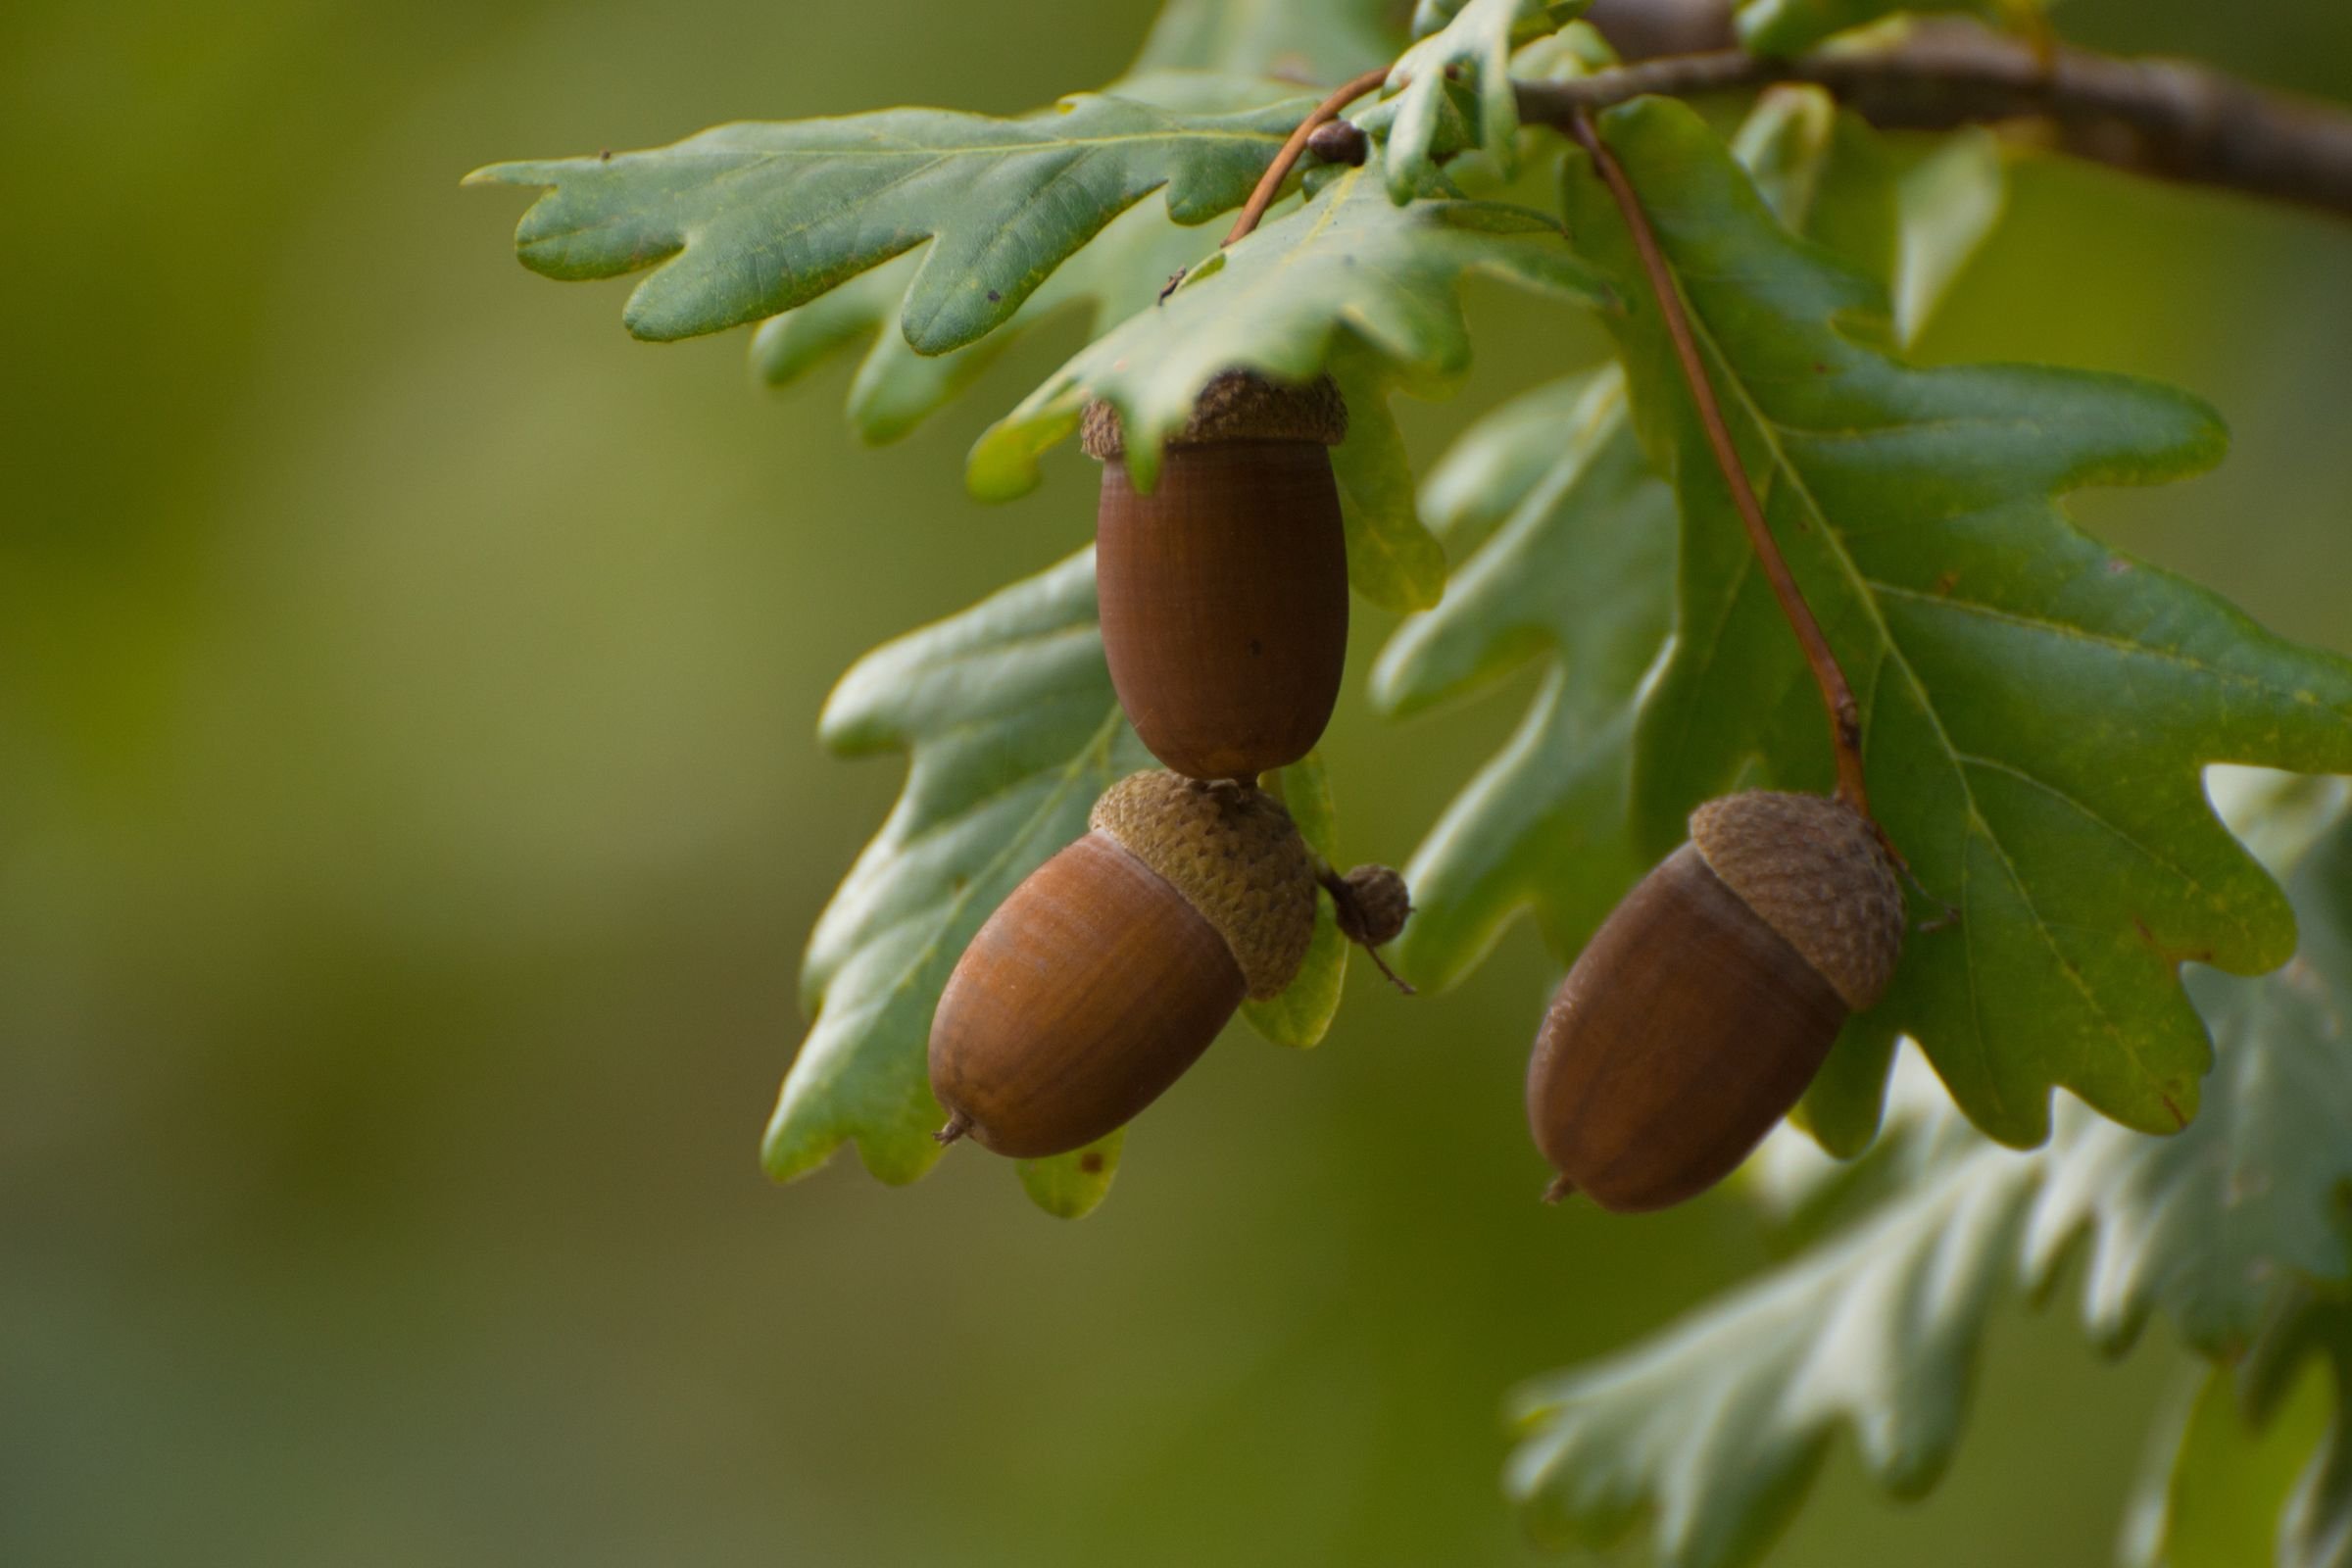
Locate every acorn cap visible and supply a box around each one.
[1689,791,1904,1011]
[1090,771,1317,1000]
[1080,370,1348,463]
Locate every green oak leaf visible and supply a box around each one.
[751,251,1018,446]
[1511,1080,2034,1568]
[1800,112,2007,348]
[1371,0,1587,201]
[1371,368,1668,990]
[1242,752,1349,1049]
[968,164,1605,612]
[1412,367,1606,555]
[1572,98,2352,1150]
[1018,1131,1126,1221]
[1133,0,1402,83]
[1367,102,1814,996]
[2232,1289,2352,1568]
[2123,1352,2342,1568]
[2282,1316,2352,1568]
[467,88,1311,352]
[768,549,1354,1208]
[765,549,1148,1192]
[1371,93,1998,995]
[1326,349,1455,615]
[749,72,1305,445]
[2022,803,2352,1358]
[1883,126,2006,342]
[1734,0,2004,57]
[1509,769,2352,1568]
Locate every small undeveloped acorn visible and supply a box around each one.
[1528,791,1904,1213]
[929,771,1318,1158]
[1305,119,1369,168]
[1084,372,1349,782]
[1332,864,1411,948]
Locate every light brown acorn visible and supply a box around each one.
[929,770,1321,1159]
[1528,791,1905,1213]
[1083,372,1350,782]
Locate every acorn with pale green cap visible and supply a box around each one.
[931,770,1409,1159]
[1527,791,1906,1212]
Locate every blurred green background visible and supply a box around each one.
[6,1,2349,1562]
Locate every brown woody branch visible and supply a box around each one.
[1517,22,2352,221]
[1583,0,1737,62]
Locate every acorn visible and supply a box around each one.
[929,770,1319,1159]
[1083,371,1350,782]
[1527,791,1904,1213]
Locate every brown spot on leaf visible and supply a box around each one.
[1078,1152,1104,1174]
[1933,569,1961,596]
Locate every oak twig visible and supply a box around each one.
[1519,23,2352,221]
[1583,0,1737,62]
[1568,111,1873,817]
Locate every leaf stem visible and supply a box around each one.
[1569,110,1872,818]
[1224,67,1394,248]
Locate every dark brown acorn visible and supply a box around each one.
[1083,372,1350,782]
[929,770,1318,1158]
[1528,791,1904,1213]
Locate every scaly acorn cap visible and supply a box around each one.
[1080,370,1348,463]
[1090,770,1317,1000]
[1689,791,1905,1012]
